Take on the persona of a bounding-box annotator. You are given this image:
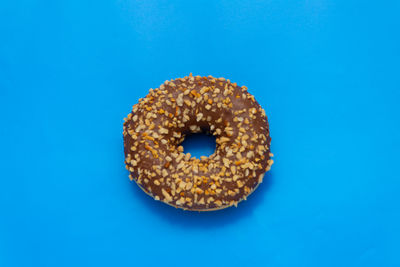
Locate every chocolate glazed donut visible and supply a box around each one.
[123,74,273,211]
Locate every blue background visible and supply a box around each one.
[1,1,399,266]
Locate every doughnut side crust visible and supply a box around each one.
[123,75,273,211]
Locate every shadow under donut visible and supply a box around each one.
[128,169,275,229]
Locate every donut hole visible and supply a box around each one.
[180,132,216,158]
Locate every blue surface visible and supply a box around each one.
[181,133,217,158]
[1,1,399,266]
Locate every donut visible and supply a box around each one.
[123,74,273,211]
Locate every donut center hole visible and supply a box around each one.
[180,132,216,158]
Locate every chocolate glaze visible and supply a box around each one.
[123,75,273,211]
